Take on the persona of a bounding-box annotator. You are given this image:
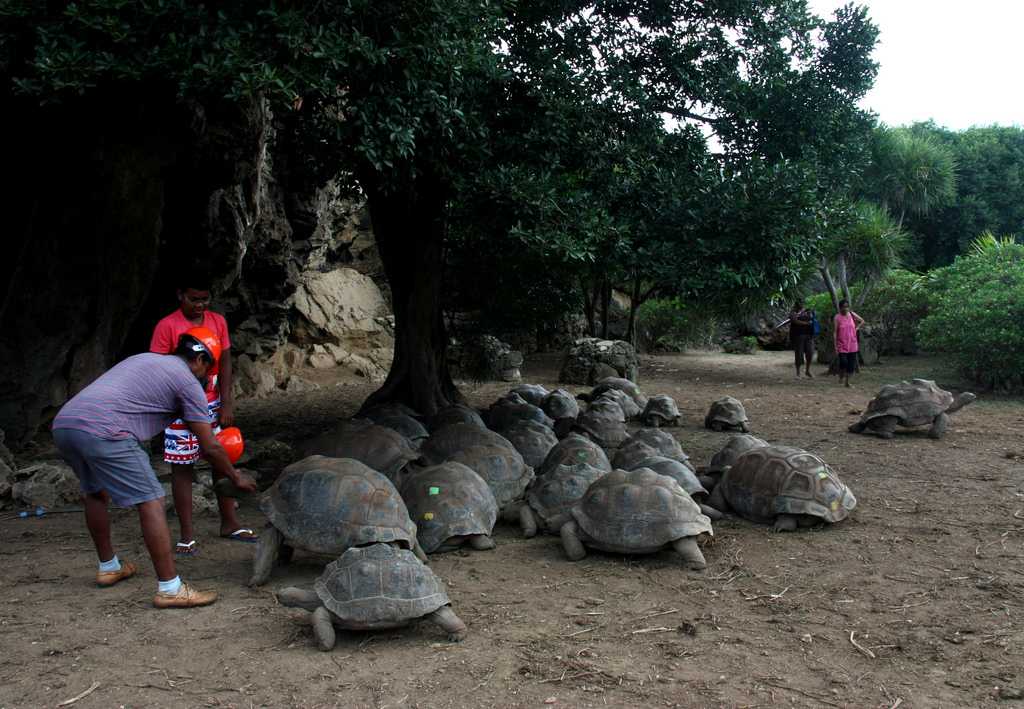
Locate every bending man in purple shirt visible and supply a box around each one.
[52,332,256,609]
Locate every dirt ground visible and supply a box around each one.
[2,350,1023,709]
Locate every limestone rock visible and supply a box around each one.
[559,338,639,385]
[161,482,220,516]
[233,354,279,399]
[285,375,320,393]
[451,335,523,382]
[12,461,81,509]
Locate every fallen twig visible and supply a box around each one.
[57,682,100,707]
[631,626,673,635]
[759,679,842,707]
[888,698,903,709]
[634,608,680,622]
[565,626,599,638]
[742,586,790,602]
[849,631,876,659]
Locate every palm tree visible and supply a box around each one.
[868,127,957,228]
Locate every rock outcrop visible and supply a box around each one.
[559,338,640,384]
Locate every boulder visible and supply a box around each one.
[559,338,640,385]
[11,461,81,509]
[233,354,279,399]
[161,482,220,516]
[451,335,524,382]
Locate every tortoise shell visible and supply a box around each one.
[704,396,749,430]
[625,429,689,464]
[444,443,533,510]
[419,423,517,465]
[586,397,627,423]
[364,414,430,447]
[858,379,956,427]
[510,384,550,407]
[594,389,641,419]
[707,434,769,473]
[641,395,681,426]
[488,398,554,432]
[720,445,856,524]
[571,469,712,552]
[362,402,422,421]
[537,434,612,477]
[611,440,659,471]
[427,405,486,433]
[314,543,450,629]
[590,377,649,409]
[542,389,580,422]
[260,456,417,555]
[300,420,419,482]
[573,410,629,450]
[630,457,706,499]
[526,462,607,529]
[398,462,497,553]
[501,420,559,469]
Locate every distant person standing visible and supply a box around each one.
[834,299,866,388]
[789,299,815,378]
[150,267,253,555]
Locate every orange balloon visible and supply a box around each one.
[217,426,245,463]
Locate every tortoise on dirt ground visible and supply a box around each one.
[849,379,976,440]
[419,423,517,465]
[641,395,681,427]
[627,457,721,520]
[249,456,426,586]
[501,420,559,469]
[487,396,554,433]
[559,469,713,568]
[444,444,534,514]
[510,384,550,407]
[592,389,641,419]
[614,429,689,469]
[427,404,487,433]
[537,433,612,477]
[542,389,580,425]
[300,420,419,483]
[363,413,430,448]
[706,434,769,474]
[276,543,466,650]
[581,377,649,410]
[573,410,629,451]
[704,396,750,432]
[707,445,856,531]
[517,462,607,537]
[398,462,497,553]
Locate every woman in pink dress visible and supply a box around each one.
[833,299,866,387]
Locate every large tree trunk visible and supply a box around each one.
[625,272,642,346]
[358,174,462,416]
[599,279,611,339]
[581,276,597,336]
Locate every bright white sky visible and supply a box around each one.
[808,0,1023,130]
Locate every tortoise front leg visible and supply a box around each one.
[467,534,495,550]
[412,538,430,563]
[868,416,898,439]
[773,514,799,532]
[671,537,706,570]
[928,412,950,439]
[559,520,587,561]
[426,605,467,642]
[519,505,539,538]
[248,525,283,587]
[312,606,337,651]
[698,503,724,521]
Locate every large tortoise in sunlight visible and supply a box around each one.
[277,543,466,650]
[849,379,976,440]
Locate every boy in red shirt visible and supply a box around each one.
[150,267,255,553]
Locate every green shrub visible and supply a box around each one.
[918,239,1024,390]
[722,335,758,354]
[636,298,718,352]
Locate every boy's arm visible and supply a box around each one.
[218,348,235,426]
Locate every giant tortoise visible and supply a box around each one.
[249,456,425,586]
[704,396,751,432]
[277,544,466,650]
[849,379,976,440]
[559,469,713,569]
[707,445,856,531]
[398,462,497,553]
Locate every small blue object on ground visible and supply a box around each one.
[19,506,46,519]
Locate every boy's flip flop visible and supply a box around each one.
[175,540,199,556]
[221,528,258,543]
